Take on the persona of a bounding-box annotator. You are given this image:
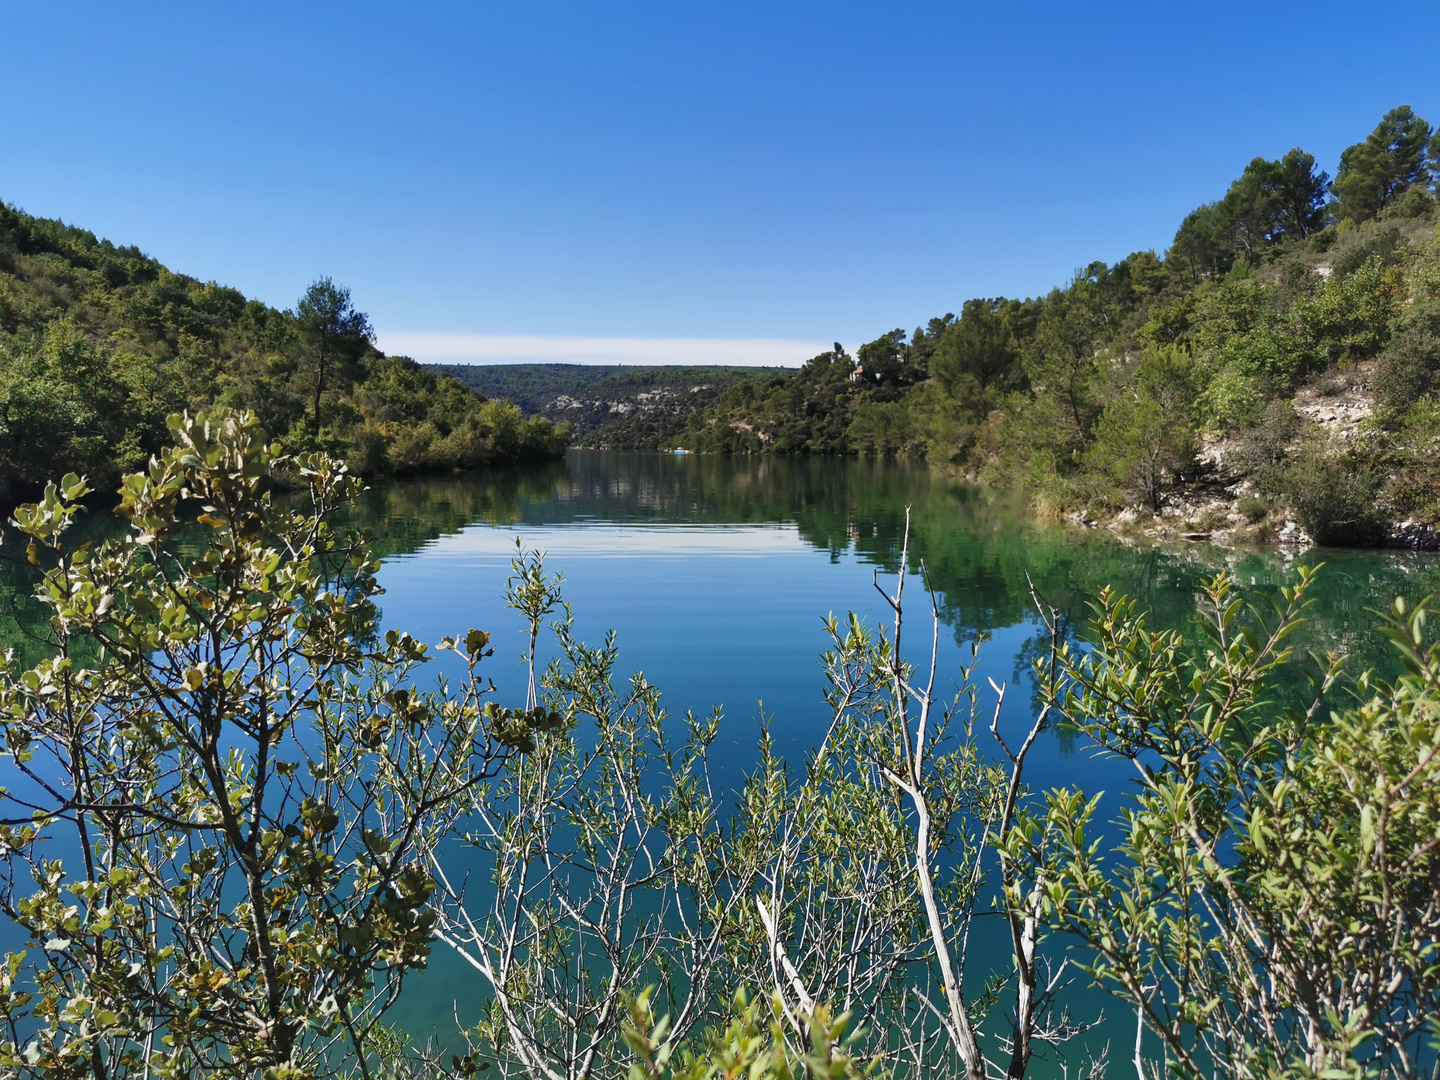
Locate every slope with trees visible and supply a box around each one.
[677,105,1440,547]
[0,203,568,504]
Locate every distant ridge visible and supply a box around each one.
[428,363,793,448]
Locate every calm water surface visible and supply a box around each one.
[3,450,1432,1073]
[350,450,1440,1070]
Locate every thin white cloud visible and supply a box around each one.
[376,332,823,367]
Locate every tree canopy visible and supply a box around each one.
[1332,105,1436,222]
[296,276,374,436]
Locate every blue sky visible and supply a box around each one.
[3,1,1437,365]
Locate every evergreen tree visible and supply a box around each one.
[1332,105,1434,221]
[1169,149,1329,276]
[1272,147,1330,236]
[296,277,374,437]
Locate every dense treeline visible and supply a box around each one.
[0,203,568,502]
[681,106,1440,542]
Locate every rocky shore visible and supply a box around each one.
[1065,365,1439,552]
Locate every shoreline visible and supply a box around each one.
[1058,485,1440,553]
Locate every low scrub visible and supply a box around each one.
[1282,439,1385,544]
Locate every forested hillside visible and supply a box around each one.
[681,106,1440,546]
[0,204,567,502]
[431,362,788,447]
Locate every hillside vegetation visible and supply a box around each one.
[680,106,1440,545]
[0,204,567,502]
[431,362,789,447]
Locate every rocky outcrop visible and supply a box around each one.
[1084,366,1440,551]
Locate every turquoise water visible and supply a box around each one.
[351,450,1440,1071]
[3,448,1433,1073]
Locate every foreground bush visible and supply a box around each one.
[0,413,547,1077]
[1033,572,1440,1079]
[1,415,1437,1079]
[0,416,1106,1079]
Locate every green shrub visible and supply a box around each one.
[1085,348,1198,510]
[1038,572,1440,1079]
[1236,493,1269,523]
[0,413,528,1076]
[1282,441,1384,544]
[1298,254,1404,363]
[1378,185,1436,221]
[1369,398,1440,520]
[1229,399,1301,482]
[1330,225,1407,278]
[1308,223,1339,252]
[1373,303,1440,419]
[1198,365,1273,431]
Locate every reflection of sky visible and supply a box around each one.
[375,519,1129,791]
[415,522,812,560]
[377,521,910,762]
[378,515,1136,1068]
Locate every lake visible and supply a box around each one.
[1,448,1433,1075]
[344,449,1440,1073]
